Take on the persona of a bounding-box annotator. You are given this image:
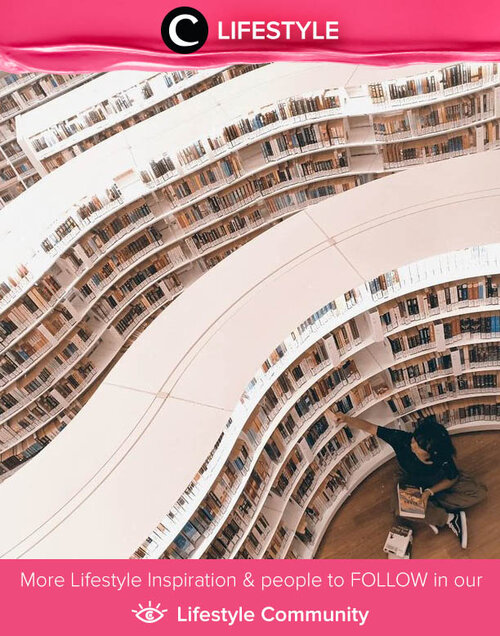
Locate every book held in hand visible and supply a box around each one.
[397,484,426,518]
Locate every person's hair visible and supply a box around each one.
[413,415,456,464]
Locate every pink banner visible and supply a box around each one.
[2,559,494,634]
[2,0,500,71]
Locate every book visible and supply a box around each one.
[397,484,426,518]
[383,525,413,557]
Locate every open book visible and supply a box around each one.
[397,484,426,518]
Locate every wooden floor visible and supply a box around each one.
[315,432,500,559]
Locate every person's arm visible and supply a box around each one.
[421,471,459,506]
[332,411,378,435]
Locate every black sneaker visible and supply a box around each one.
[447,511,467,549]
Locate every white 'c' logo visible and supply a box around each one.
[169,14,199,47]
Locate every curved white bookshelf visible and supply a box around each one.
[0,150,499,558]
[7,61,500,474]
[17,67,264,172]
[0,73,98,208]
[193,371,500,559]
[3,62,500,309]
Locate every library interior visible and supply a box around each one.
[0,61,498,559]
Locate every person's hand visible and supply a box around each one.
[330,408,346,425]
[334,413,347,425]
[421,489,432,508]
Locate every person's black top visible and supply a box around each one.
[377,426,459,488]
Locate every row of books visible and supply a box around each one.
[303,415,341,452]
[173,173,360,232]
[366,270,402,299]
[417,93,494,130]
[29,71,209,150]
[196,66,492,153]
[2,139,23,158]
[457,373,498,390]
[292,365,362,421]
[77,228,166,298]
[269,152,350,187]
[142,154,241,196]
[334,376,388,415]
[0,419,66,473]
[291,433,376,508]
[0,309,75,386]
[0,72,37,91]
[399,398,500,429]
[199,238,253,272]
[1,121,368,309]
[0,268,492,476]
[263,526,290,560]
[260,122,347,161]
[386,373,500,415]
[0,327,92,410]
[29,67,261,155]
[208,426,357,558]
[372,92,494,140]
[75,184,122,223]
[441,63,494,90]
[37,184,122,258]
[91,251,181,317]
[444,314,500,341]
[241,337,359,444]
[72,203,153,265]
[235,514,273,559]
[378,276,499,331]
[390,344,500,386]
[484,120,500,146]
[154,390,499,561]
[387,323,432,357]
[270,447,305,497]
[372,115,411,139]
[0,397,86,473]
[0,273,62,338]
[147,439,255,558]
[167,454,273,559]
[40,216,79,254]
[335,363,500,419]
[368,63,498,104]
[247,369,356,462]
[389,352,453,387]
[112,284,171,337]
[0,94,21,117]
[465,343,500,367]
[177,140,207,166]
[37,68,262,171]
[289,437,380,555]
[0,311,87,393]
[16,81,53,104]
[183,213,261,255]
[0,357,97,446]
[0,166,17,182]
[387,314,500,361]
[382,130,476,166]
[254,343,334,423]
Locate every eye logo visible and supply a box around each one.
[132,601,168,624]
[161,7,209,54]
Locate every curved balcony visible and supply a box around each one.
[0,149,498,557]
